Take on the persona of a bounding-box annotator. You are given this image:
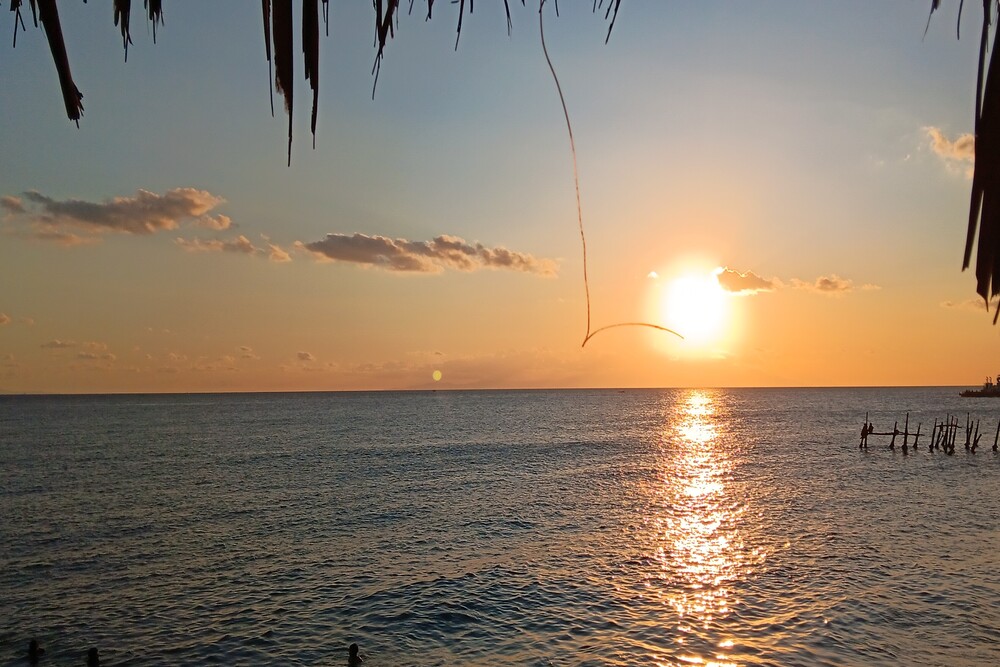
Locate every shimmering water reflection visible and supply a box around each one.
[4,389,1000,666]
[640,390,766,666]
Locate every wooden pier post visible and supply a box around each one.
[890,421,898,449]
[948,416,957,455]
[913,423,921,450]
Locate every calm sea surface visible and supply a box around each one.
[1,388,999,666]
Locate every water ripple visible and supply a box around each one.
[1,389,998,665]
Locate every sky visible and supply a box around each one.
[0,0,997,393]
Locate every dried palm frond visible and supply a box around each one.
[9,0,35,48]
[302,0,319,149]
[144,0,163,43]
[9,0,624,162]
[262,0,274,116]
[272,0,294,166]
[37,0,83,125]
[598,0,622,44]
[114,0,132,61]
[936,0,1000,321]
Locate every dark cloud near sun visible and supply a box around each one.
[299,233,558,276]
[2,188,229,244]
[716,267,778,295]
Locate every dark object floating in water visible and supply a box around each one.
[960,375,1000,397]
[28,639,44,665]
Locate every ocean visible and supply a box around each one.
[1,388,998,666]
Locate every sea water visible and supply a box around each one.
[1,388,998,666]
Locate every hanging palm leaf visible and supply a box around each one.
[36,0,83,125]
[272,0,294,166]
[114,0,132,60]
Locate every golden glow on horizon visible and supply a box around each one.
[432,369,443,382]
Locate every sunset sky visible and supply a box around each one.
[1,1,997,393]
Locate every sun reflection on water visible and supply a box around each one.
[641,389,763,666]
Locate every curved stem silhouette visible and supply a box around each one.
[538,1,682,348]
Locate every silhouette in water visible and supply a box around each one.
[87,647,100,667]
[348,642,364,665]
[28,639,44,665]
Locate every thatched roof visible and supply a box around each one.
[4,1,999,321]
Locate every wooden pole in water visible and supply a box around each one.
[904,412,909,446]
[930,418,937,451]
[914,423,921,449]
[973,420,981,452]
[994,419,1000,452]
[890,421,898,449]
[965,413,972,450]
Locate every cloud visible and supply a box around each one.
[194,214,233,231]
[239,345,260,360]
[792,274,858,294]
[176,235,258,255]
[926,127,974,162]
[0,313,34,327]
[1,196,25,214]
[941,296,1000,312]
[41,339,76,348]
[299,232,558,276]
[30,229,99,246]
[716,267,778,295]
[717,266,877,296]
[191,355,239,372]
[2,188,228,243]
[77,351,116,361]
[925,127,975,177]
[176,234,292,262]
[297,351,315,362]
[268,243,292,262]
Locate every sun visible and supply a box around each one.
[660,269,728,345]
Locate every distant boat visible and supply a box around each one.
[960,375,1000,397]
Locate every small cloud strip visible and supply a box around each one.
[300,232,557,276]
[718,267,878,296]
[175,234,291,262]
